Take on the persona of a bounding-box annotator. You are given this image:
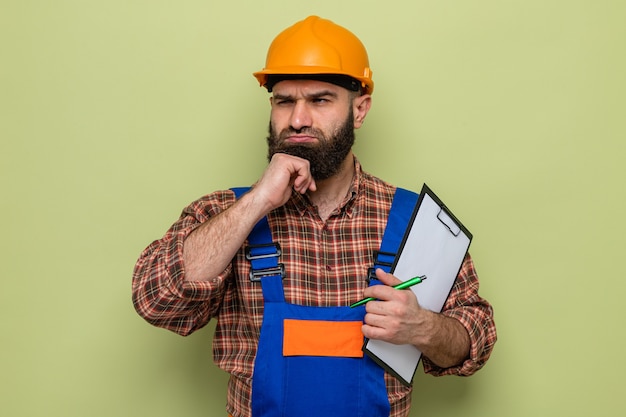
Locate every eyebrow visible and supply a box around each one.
[273,90,339,101]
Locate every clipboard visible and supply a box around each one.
[363,183,472,386]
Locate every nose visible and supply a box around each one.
[289,101,312,131]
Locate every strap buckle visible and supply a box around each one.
[367,250,397,283]
[367,267,378,283]
[372,250,396,268]
[249,264,285,282]
[245,243,282,260]
[245,243,285,282]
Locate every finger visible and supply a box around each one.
[363,310,390,332]
[364,277,419,309]
[362,278,398,302]
[289,160,315,193]
[362,316,399,342]
[293,174,316,194]
[364,299,387,315]
[361,323,388,341]
[374,268,402,286]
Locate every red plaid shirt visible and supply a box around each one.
[132,160,496,417]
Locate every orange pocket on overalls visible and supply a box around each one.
[283,319,364,358]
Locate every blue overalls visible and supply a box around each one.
[231,187,418,417]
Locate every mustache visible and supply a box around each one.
[276,127,326,142]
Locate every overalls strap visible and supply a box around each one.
[370,187,420,281]
[230,187,284,302]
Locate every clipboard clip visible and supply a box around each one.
[437,206,461,237]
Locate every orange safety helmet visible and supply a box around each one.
[253,16,374,94]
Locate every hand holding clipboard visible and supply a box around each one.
[363,184,472,387]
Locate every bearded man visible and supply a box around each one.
[132,16,496,417]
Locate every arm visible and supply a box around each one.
[131,192,239,336]
[361,254,496,374]
[132,154,316,335]
[182,153,316,281]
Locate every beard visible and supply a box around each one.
[266,110,355,181]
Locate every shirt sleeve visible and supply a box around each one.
[131,191,236,336]
[421,253,497,376]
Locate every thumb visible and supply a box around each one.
[374,268,402,286]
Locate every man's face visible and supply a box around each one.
[266,79,356,180]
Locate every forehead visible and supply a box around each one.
[271,79,348,98]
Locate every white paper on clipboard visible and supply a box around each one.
[363,184,472,386]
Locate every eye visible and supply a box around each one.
[311,97,330,104]
[275,98,294,106]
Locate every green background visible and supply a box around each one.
[2,1,625,416]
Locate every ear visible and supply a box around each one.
[352,94,372,129]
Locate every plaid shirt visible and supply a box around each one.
[132,160,496,417]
